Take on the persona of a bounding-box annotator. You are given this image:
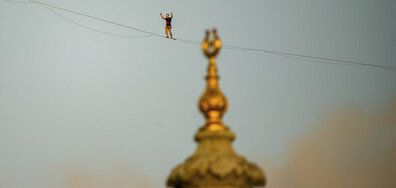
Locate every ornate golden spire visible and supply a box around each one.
[167,29,266,188]
[199,29,228,131]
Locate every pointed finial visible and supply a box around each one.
[199,29,228,131]
[202,29,222,58]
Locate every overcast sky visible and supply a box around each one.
[1,0,396,188]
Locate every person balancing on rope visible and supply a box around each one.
[160,12,173,39]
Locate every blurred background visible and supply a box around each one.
[0,0,395,187]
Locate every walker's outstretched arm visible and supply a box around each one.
[160,13,165,19]
[171,12,173,18]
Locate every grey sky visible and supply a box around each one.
[1,0,396,187]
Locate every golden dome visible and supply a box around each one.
[167,29,266,188]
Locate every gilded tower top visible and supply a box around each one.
[167,29,266,188]
[199,29,228,131]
